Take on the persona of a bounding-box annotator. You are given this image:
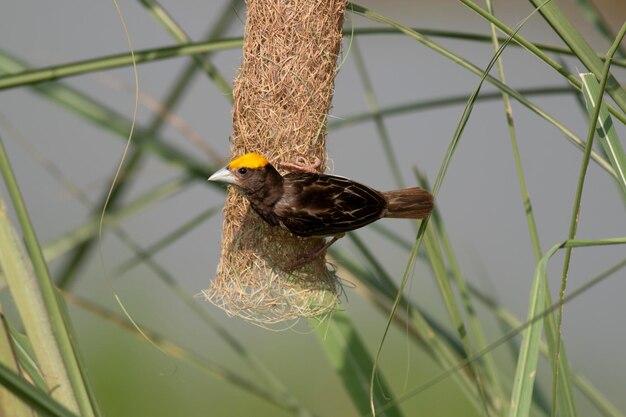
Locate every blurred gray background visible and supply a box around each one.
[1,1,625,416]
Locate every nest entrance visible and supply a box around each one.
[204,203,340,323]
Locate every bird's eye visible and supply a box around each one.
[238,167,247,175]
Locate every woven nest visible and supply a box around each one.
[203,0,346,324]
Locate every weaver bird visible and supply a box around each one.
[209,153,433,268]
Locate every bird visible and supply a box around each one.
[209,152,434,268]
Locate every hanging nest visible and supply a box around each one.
[203,0,346,324]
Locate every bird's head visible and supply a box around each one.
[208,153,280,194]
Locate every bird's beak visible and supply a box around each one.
[208,166,236,184]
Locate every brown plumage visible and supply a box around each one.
[209,153,434,238]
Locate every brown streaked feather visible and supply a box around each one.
[274,172,387,237]
[382,187,433,219]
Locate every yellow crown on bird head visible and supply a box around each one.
[228,153,269,170]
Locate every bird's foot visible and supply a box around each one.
[279,155,323,174]
[283,234,344,272]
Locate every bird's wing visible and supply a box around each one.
[275,173,387,236]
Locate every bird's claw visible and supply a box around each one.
[279,155,323,174]
[281,234,344,271]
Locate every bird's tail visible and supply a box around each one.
[382,187,434,219]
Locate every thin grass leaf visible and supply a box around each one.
[424,192,508,414]
[553,25,626,417]
[370,11,542,415]
[329,87,575,131]
[349,27,626,66]
[0,138,100,416]
[0,39,242,90]
[507,254,547,417]
[528,0,626,115]
[351,8,545,412]
[482,0,539,411]
[422,228,494,415]
[0,311,36,417]
[581,73,626,196]
[314,312,404,417]
[0,362,79,417]
[3,319,46,392]
[482,0,544,261]
[331,245,467,358]
[573,0,626,58]
[343,11,536,410]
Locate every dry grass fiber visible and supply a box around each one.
[204,0,346,323]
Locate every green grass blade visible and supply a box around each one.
[507,251,548,417]
[483,0,539,410]
[424,188,508,414]
[0,138,100,417]
[0,39,242,90]
[553,25,626,417]
[581,73,626,196]
[348,27,626,66]
[422,229,493,415]
[0,362,79,417]
[314,313,404,417]
[528,0,626,115]
[353,18,532,413]
[2,318,47,392]
[574,0,626,57]
[331,245,467,358]
[0,310,36,417]
[329,87,575,131]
